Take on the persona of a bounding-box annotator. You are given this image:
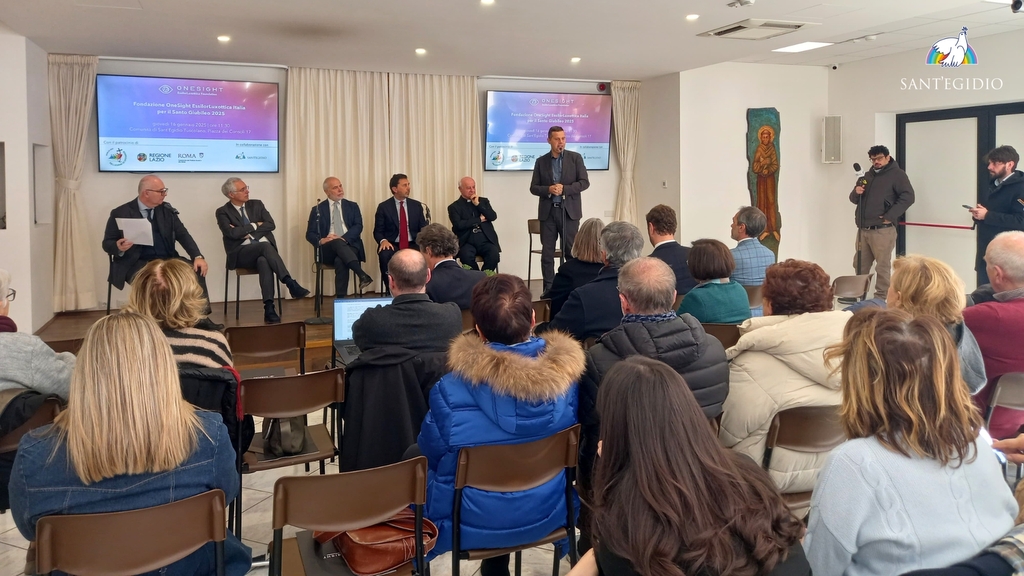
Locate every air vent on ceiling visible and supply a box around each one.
[699,19,819,40]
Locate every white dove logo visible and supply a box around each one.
[927,27,977,67]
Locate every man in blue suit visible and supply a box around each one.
[306,177,373,297]
[374,173,428,290]
[729,206,776,316]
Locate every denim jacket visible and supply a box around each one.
[10,411,251,575]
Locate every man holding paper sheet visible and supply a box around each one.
[102,175,211,308]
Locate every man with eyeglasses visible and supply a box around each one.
[102,174,213,312]
[850,144,915,299]
[969,146,1024,285]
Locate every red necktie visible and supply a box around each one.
[399,200,409,249]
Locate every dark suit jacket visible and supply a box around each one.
[448,197,500,251]
[426,260,487,310]
[547,259,604,317]
[352,293,462,354]
[373,197,427,248]
[306,199,366,262]
[215,199,278,270]
[545,266,622,341]
[651,241,698,296]
[529,149,589,221]
[102,199,203,289]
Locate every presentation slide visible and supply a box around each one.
[485,91,612,171]
[97,75,280,173]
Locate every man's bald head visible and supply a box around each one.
[388,249,429,295]
[458,176,476,199]
[986,231,1024,292]
[617,257,677,314]
[137,175,167,208]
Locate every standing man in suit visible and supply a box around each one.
[730,206,776,316]
[530,126,590,293]
[645,204,697,296]
[417,223,486,310]
[216,177,309,324]
[970,146,1024,285]
[448,176,500,272]
[374,174,428,292]
[306,177,373,298]
[102,174,212,310]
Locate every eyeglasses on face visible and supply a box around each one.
[145,188,169,195]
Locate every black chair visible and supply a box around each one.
[527,219,561,286]
[178,366,254,455]
[223,265,283,321]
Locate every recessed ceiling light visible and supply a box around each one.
[217,35,230,43]
[772,41,834,53]
[415,48,427,55]
[570,57,581,63]
[481,0,495,4]
[686,14,700,21]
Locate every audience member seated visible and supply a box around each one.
[903,524,1024,576]
[577,257,728,552]
[9,312,251,575]
[0,268,73,399]
[546,217,605,317]
[418,274,584,576]
[730,206,776,316]
[964,231,1024,439]
[804,309,1016,576]
[353,249,462,354]
[676,238,752,324]
[125,259,232,369]
[418,223,486,310]
[566,357,809,576]
[541,221,644,341]
[645,204,697,296]
[888,255,986,393]
[719,259,850,496]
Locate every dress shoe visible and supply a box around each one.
[264,303,281,324]
[195,317,225,331]
[358,273,373,292]
[285,278,310,299]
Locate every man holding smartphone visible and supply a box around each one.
[969,145,1024,285]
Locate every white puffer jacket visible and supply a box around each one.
[719,310,851,495]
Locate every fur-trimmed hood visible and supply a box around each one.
[446,331,584,403]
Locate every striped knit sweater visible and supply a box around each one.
[163,326,233,369]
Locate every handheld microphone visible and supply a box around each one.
[853,162,863,176]
[853,163,868,188]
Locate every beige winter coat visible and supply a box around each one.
[719,310,851,495]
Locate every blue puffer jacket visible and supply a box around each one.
[419,331,584,559]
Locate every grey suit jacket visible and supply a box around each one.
[215,199,278,270]
[351,293,462,354]
[529,149,589,221]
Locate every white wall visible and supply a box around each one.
[677,62,830,266]
[79,59,287,310]
[636,72,681,251]
[477,78,620,281]
[27,40,52,331]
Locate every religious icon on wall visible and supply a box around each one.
[746,108,781,256]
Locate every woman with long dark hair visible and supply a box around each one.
[569,356,809,576]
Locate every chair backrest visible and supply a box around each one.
[0,397,62,453]
[533,299,552,323]
[832,274,874,300]
[455,425,580,491]
[582,337,598,350]
[240,367,345,419]
[226,322,306,374]
[701,323,741,349]
[36,490,226,576]
[461,308,475,332]
[743,284,764,308]
[528,219,541,236]
[987,373,1024,425]
[273,457,427,532]
[672,294,684,311]
[45,339,83,355]
[763,405,845,470]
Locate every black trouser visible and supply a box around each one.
[457,233,500,272]
[128,256,210,302]
[321,239,366,297]
[233,242,291,303]
[540,207,578,291]
[378,242,419,276]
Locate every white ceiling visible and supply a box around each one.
[0,0,1022,79]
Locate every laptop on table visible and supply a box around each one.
[333,297,392,365]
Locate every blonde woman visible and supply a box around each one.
[127,258,232,369]
[804,309,1016,576]
[887,255,986,392]
[547,217,606,316]
[9,312,251,574]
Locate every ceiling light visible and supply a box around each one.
[570,57,581,63]
[217,35,230,43]
[772,41,833,53]
[686,14,700,21]
[415,48,427,55]
[481,0,495,4]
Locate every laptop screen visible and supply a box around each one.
[333,297,393,342]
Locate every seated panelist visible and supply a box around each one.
[448,176,500,272]
[306,177,373,297]
[373,173,427,288]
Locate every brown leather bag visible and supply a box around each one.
[313,508,438,576]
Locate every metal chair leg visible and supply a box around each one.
[514,551,522,576]
[235,272,241,320]
[224,267,229,316]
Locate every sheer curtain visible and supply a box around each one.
[611,81,641,227]
[284,68,391,289]
[48,54,98,311]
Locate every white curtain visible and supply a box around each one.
[388,73,482,230]
[284,68,391,289]
[611,80,641,227]
[48,54,98,311]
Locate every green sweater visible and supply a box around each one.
[676,281,752,324]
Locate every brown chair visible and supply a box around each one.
[35,490,227,576]
[533,298,552,323]
[461,308,475,334]
[451,425,581,576]
[743,284,763,309]
[231,367,346,539]
[582,337,598,350]
[762,405,846,512]
[527,219,561,286]
[226,321,306,376]
[269,457,429,576]
[0,396,62,453]
[985,373,1024,479]
[832,273,874,303]
[224,265,283,321]
[701,323,741,349]
[44,338,83,355]
[314,246,364,317]
[672,294,684,311]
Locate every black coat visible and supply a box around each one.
[529,150,589,221]
[651,241,698,296]
[547,259,604,317]
[306,198,366,263]
[215,199,278,270]
[102,200,203,289]
[976,170,1024,271]
[544,266,622,341]
[373,197,427,247]
[448,197,500,251]
[426,260,486,310]
[352,293,462,354]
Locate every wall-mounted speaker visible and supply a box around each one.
[822,115,842,164]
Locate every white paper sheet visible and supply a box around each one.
[115,218,154,246]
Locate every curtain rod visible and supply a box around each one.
[479,75,613,83]
[98,56,288,70]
